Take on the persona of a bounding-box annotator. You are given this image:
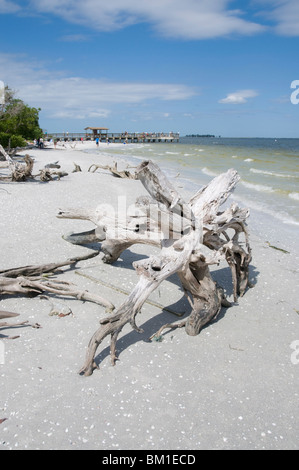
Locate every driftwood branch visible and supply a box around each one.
[0,252,115,312]
[72,162,82,172]
[0,144,13,164]
[88,162,136,179]
[57,160,252,377]
[0,311,21,329]
[0,311,41,337]
[0,252,99,278]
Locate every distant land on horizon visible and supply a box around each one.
[182,135,299,140]
[185,134,216,138]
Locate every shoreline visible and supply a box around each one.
[0,144,298,450]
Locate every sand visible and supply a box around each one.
[0,142,298,450]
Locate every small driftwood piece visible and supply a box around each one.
[0,311,40,337]
[88,162,136,179]
[38,168,68,181]
[0,252,115,312]
[60,160,252,377]
[44,161,60,169]
[72,162,82,172]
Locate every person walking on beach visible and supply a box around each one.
[95,137,99,147]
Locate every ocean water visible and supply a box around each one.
[87,137,299,248]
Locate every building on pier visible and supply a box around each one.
[84,127,109,139]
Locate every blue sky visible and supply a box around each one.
[0,0,298,137]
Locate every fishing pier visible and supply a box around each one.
[46,127,180,143]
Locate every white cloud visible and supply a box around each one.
[0,0,20,13]
[268,0,299,36]
[3,1,299,38]
[23,77,195,105]
[252,0,299,36]
[49,109,110,120]
[219,89,258,104]
[0,53,196,120]
[26,0,265,39]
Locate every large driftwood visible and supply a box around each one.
[58,160,251,376]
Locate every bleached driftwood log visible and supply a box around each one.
[58,160,251,376]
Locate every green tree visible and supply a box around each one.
[0,85,43,147]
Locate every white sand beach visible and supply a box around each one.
[0,142,298,450]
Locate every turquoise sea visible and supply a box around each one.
[87,137,299,249]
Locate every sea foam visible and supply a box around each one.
[289,192,299,201]
[250,168,297,178]
[241,181,274,193]
[201,167,218,177]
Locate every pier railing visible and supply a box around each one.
[44,132,180,143]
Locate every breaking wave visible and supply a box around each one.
[250,168,298,178]
[241,181,274,193]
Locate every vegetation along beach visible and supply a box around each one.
[0,0,299,453]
